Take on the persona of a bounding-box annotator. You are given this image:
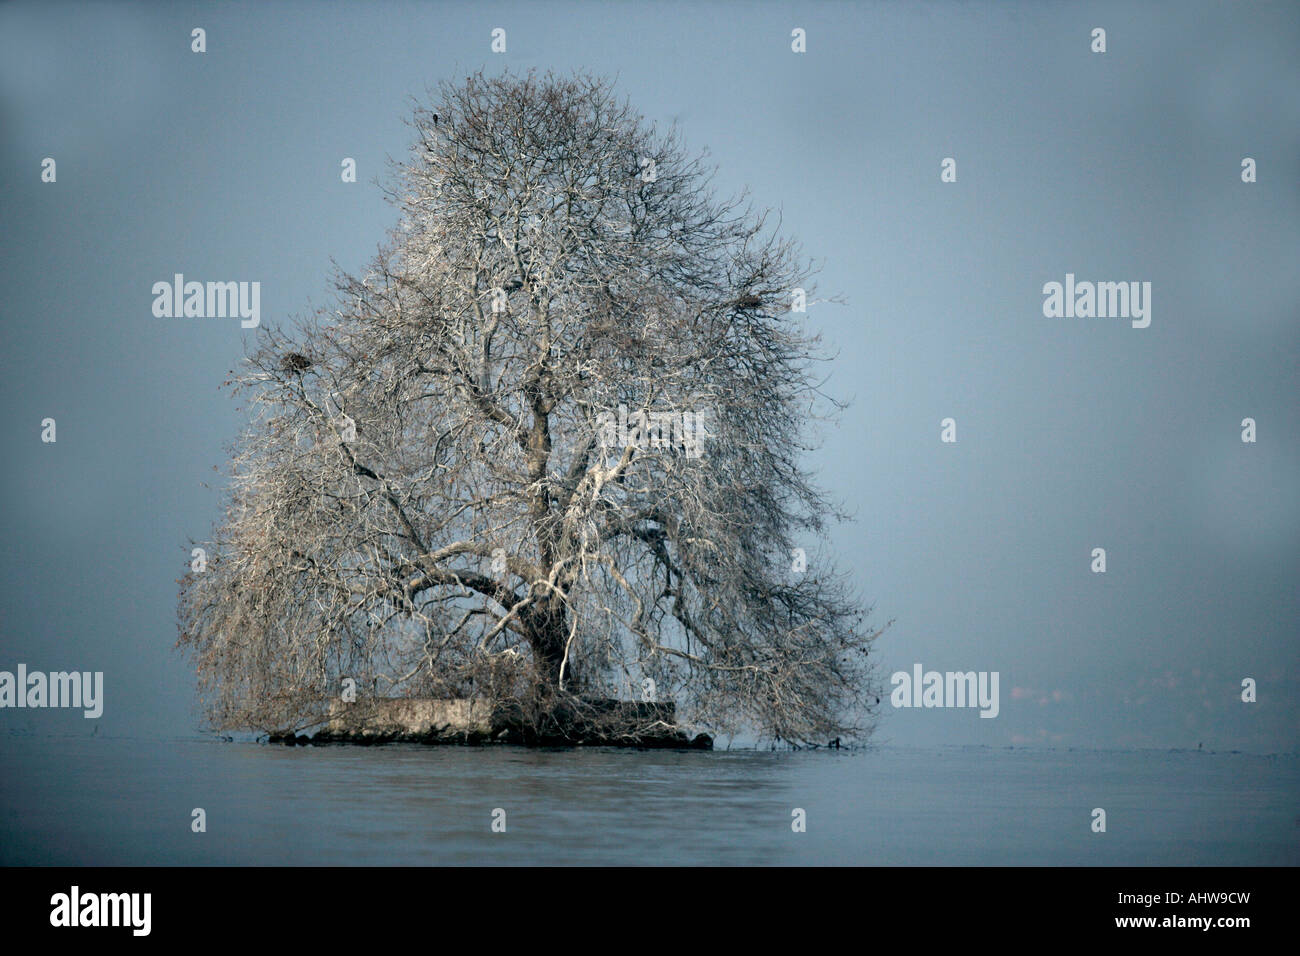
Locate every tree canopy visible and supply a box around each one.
[178,70,885,744]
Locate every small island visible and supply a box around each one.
[267,696,712,749]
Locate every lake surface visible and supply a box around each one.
[1,736,1296,865]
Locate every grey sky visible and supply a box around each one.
[2,0,1296,750]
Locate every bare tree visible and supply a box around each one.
[178,70,886,745]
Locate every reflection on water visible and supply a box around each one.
[1,737,1296,865]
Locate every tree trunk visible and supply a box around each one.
[527,602,571,692]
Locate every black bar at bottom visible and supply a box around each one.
[0,866,1285,942]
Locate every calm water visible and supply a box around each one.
[1,737,1296,865]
